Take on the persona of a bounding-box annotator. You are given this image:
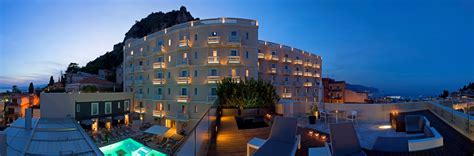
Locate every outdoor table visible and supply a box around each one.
[329,110,345,123]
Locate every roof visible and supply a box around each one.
[78,77,114,85]
[4,118,103,155]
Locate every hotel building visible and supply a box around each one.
[123,18,322,132]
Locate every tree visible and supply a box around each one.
[66,62,80,74]
[28,82,34,94]
[12,85,21,93]
[217,78,280,110]
[81,85,98,93]
[439,90,449,99]
[49,76,54,86]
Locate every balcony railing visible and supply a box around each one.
[207,95,217,102]
[207,76,221,84]
[304,62,313,67]
[294,59,303,65]
[177,77,191,84]
[153,45,165,53]
[178,39,190,49]
[153,110,165,117]
[313,64,321,69]
[293,71,303,76]
[314,73,321,78]
[207,36,220,44]
[207,56,220,64]
[153,62,166,69]
[304,72,313,77]
[271,55,279,61]
[153,78,165,85]
[227,36,241,46]
[283,57,292,63]
[228,56,241,64]
[268,68,277,74]
[154,95,163,100]
[169,112,190,121]
[177,95,189,103]
[282,93,292,99]
[304,82,313,87]
[258,53,265,59]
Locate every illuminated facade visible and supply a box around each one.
[123,18,322,131]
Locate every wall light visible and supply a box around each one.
[378,125,392,129]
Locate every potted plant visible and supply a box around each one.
[308,105,318,124]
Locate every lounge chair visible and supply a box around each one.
[252,116,299,156]
[329,122,366,156]
[405,115,427,134]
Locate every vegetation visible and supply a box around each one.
[217,78,280,110]
[49,76,54,86]
[28,82,34,94]
[81,85,98,93]
[11,85,21,93]
[439,90,449,99]
[460,82,474,92]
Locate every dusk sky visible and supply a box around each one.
[1,0,473,96]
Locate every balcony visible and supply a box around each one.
[207,56,220,64]
[134,80,144,85]
[232,76,241,83]
[304,62,313,67]
[294,59,303,65]
[154,95,163,100]
[135,93,144,99]
[153,62,166,69]
[293,71,303,76]
[314,73,321,78]
[207,76,221,84]
[304,72,313,77]
[134,107,146,113]
[153,78,165,85]
[271,55,279,61]
[227,36,241,46]
[207,95,217,102]
[153,45,165,54]
[258,53,265,59]
[177,59,191,67]
[177,95,189,103]
[178,39,190,50]
[228,56,241,64]
[268,68,277,74]
[134,66,145,72]
[177,77,191,84]
[169,112,189,121]
[283,57,292,63]
[313,64,321,69]
[304,82,313,87]
[207,36,220,45]
[153,110,165,117]
[282,93,292,99]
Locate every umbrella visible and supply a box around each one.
[81,119,92,125]
[115,115,124,120]
[144,125,170,136]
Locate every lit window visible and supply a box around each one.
[168,39,171,46]
[194,105,198,113]
[124,101,129,111]
[105,102,112,114]
[91,103,99,115]
[168,56,171,62]
[245,70,249,77]
[131,51,134,55]
[118,102,121,109]
[140,47,143,52]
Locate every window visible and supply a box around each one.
[157,72,163,78]
[158,88,162,95]
[91,103,99,115]
[210,69,218,76]
[271,64,276,68]
[125,101,130,111]
[157,57,163,62]
[168,88,171,95]
[168,56,171,62]
[167,72,171,78]
[194,52,198,59]
[285,77,289,82]
[147,88,149,94]
[167,104,171,111]
[105,102,112,114]
[181,70,188,77]
[211,88,217,95]
[194,88,198,95]
[231,31,237,36]
[194,34,198,41]
[168,39,171,46]
[194,70,198,77]
[139,61,143,66]
[245,69,249,77]
[76,104,80,113]
[246,51,249,58]
[139,102,143,108]
[181,88,188,95]
[194,105,198,113]
[246,32,249,40]
[118,102,121,109]
[211,32,218,36]
[231,49,238,56]
[271,51,276,55]
[285,65,289,70]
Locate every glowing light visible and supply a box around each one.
[320,135,327,141]
[308,131,314,136]
[378,125,392,129]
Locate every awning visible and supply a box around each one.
[114,115,124,120]
[144,125,170,136]
[99,118,111,123]
[81,119,92,125]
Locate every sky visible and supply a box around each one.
[1,0,473,97]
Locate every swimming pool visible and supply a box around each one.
[99,138,167,156]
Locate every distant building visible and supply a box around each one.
[98,69,113,80]
[65,77,116,92]
[116,63,124,86]
[66,71,99,84]
[4,93,40,123]
[323,78,369,104]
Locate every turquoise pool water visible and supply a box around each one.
[99,138,167,156]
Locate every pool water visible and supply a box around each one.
[99,138,167,156]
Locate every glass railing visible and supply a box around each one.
[427,101,474,140]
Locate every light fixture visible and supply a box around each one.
[308,131,314,136]
[378,125,392,129]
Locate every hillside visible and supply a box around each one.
[77,6,197,75]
